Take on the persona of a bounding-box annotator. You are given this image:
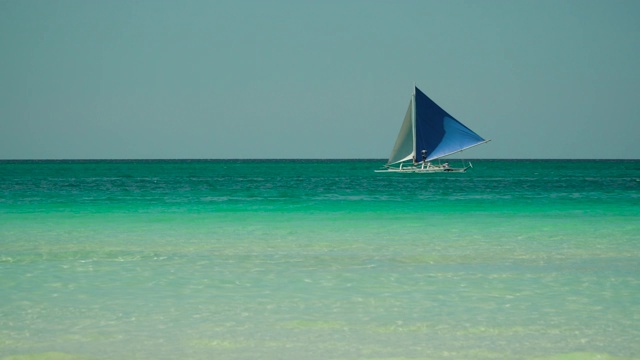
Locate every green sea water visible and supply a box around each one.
[1,159,639,360]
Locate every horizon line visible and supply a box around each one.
[1,158,639,162]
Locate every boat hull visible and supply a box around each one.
[375,164,471,173]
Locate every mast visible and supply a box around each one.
[411,85,416,163]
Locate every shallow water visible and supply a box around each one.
[1,160,639,359]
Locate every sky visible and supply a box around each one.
[1,0,639,160]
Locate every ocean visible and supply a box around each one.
[1,159,639,360]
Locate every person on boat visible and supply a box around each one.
[421,150,427,164]
[443,162,449,168]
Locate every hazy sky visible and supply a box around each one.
[1,0,639,159]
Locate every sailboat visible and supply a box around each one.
[376,86,489,173]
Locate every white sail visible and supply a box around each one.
[386,99,414,165]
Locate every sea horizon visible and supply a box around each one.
[1,158,639,161]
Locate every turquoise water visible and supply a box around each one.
[1,160,639,360]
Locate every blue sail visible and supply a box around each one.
[414,87,486,161]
